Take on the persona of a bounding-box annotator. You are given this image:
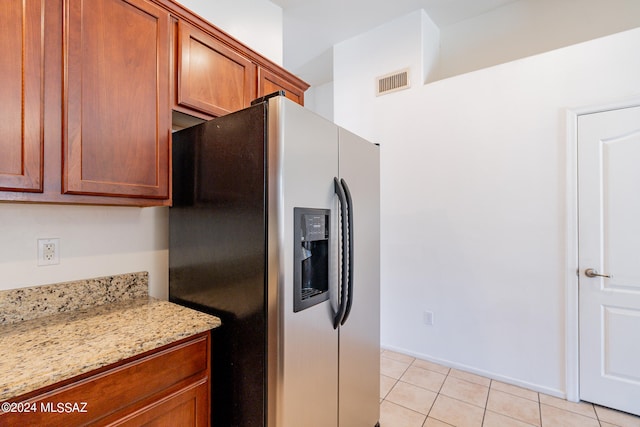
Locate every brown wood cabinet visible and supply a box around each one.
[0,0,308,206]
[0,0,172,206]
[168,0,309,121]
[258,67,305,105]
[0,0,45,193]
[64,0,171,199]
[0,332,211,426]
[176,20,257,118]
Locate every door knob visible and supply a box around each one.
[585,268,610,278]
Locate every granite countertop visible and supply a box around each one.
[0,273,221,402]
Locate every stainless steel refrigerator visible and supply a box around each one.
[169,93,380,427]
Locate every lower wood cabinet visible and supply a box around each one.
[0,332,211,426]
[111,380,208,427]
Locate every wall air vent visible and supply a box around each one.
[376,68,410,96]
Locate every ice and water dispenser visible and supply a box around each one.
[293,208,330,312]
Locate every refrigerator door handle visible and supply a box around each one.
[340,178,354,326]
[333,177,349,329]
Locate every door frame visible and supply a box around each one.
[565,96,640,403]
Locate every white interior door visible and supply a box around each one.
[578,105,640,416]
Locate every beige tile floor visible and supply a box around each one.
[380,349,640,427]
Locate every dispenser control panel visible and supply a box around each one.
[302,214,328,242]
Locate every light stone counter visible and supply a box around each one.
[0,273,220,401]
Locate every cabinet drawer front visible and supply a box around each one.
[0,334,209,426]
[106,378,209,426]
[0,0,44,192]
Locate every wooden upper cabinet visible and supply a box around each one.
[0,0,307,205]
[176,20,257,117]
[64,0,170,199]
[0,0,45,193]
[258,67,305,105]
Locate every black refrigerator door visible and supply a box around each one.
[170,102,268,427]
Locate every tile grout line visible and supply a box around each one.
[481,379,493,426]
[389,355,433,426]
[382,395,428,423]
[484,379,542,427]
[594,405,603,427]
[537,392,542,427]
[409,356,444,423]
[381,352,429,424]
[435,367,496,425]
[409,356,435,424]
[432,364,450,409]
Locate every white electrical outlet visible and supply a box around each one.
[38,238,60,266]
[423,311,434,326]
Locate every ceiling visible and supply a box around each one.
[269,0,521,78]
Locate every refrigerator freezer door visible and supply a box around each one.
[338,128,381,427]
[170,103,269,426]
[267,97,340,427]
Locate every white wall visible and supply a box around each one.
[334,10,437,142]
[307,0,640,117]
[175,0,283,65]
[436,0,640,81]
[335,21,640,395]
[304,81,334,121]
[0,205,169,298]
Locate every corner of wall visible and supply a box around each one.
[305,82,334,122]
[420,10,441,84]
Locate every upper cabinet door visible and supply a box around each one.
[0,0,45,192]
[258,67,305,106]
[64,0,170,199]
[177,21,257,117]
